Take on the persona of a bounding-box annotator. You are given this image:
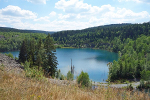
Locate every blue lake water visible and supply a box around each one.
[2,48,118,82]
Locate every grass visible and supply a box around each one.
[0,66,150,100]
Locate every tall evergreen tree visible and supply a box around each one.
[19,39,28,63]
[44,34,58,76]
[27,38,36,67]
[35,38,43,70]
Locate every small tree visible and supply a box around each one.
[67,70,74,81]
[55,69,61,79]
[77,71,90,87]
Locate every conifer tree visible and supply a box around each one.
[19,39,28,63]
[44,34,58,76]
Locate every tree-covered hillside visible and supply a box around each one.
[0,27,55,34]
[52,22,150,52]
[0,32,47,52]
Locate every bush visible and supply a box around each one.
[67,71,74,81]
[60,74,65,80]
[141,70,150,81]
[77,71,90,87]
[5,53,14,59]
[55,69,61,79]
[24,61,45,80]
[137,79,150,89]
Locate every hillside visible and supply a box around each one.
[0,27,55,34]
[0,32,47,52]
[52,22,150,52]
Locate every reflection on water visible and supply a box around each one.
[2,48,118,82]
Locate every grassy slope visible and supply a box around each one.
[0,66,149,100]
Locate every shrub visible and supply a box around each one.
[5,53,14,59]
[55,69,61,79]
[24,61,45,80]
[137,79,150,89]
[60,74,65,80]
[141,70,150,81]
[67,71,74,81]
[77,71,90,87]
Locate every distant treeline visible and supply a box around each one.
[0,27,55,34]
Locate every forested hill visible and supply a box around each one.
[0,32,47,52]
[0,27,55,34]
[51,22,150,52]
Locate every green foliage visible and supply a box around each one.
[0,32,47,52]
[24,61,45,80]
[5,53,14,59]
[55,69,61,79]
[60,74,65,80]
[137,79,150,89]
[19,34,58,77]
[108,35,150,82]
[52,22,150,52]
[77,71,90,87]
[67,71,74,81]
[141,70,150,81]
[19,39,28,63]
[43,34,58,76]
[122,83,133,91]
[138,70,150,89]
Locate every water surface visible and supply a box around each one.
[2,48,118,82]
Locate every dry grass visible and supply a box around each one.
[0,67,149,100]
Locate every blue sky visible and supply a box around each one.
[0,0,150,31]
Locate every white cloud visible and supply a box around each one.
[55,0,91,13]
[55,0,150,24]
[10,20,92,31]
[34,11,57,22]
[26,0,47,4]
[118,0,150,3]
[49,11,56,16]
[0,5,37,19]
[34,16,50,22]
[0,1,150,31]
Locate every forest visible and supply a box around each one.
[52,22,150,52]
[0,32,47,52]
[0,27,55,34]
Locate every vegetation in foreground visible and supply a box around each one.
[0,66,150,100]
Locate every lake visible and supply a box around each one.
[2,48,118,82]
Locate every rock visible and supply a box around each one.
[0,53,24,73]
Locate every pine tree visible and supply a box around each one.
[44,34,58,76]
[19,39,28,63]
[36,48,44,70]
[27,38,36,67]
[36,39,43,70]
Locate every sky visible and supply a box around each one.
[0,0,150,31]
